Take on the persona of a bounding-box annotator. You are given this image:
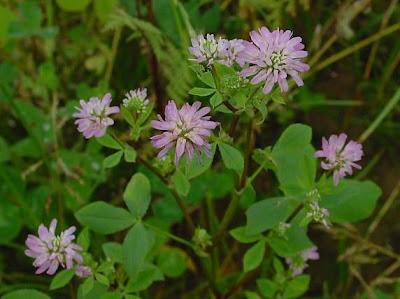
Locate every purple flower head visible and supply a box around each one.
[151,100,219,165]
[286,246,319,276]
[220,39,246,66]
[315,133,363,185]
[189,34,228,66]
[25,219,83,275]
[123,88,150,113]
[73,93,120,139]
[239,27,309,94]
[76,265,92,278]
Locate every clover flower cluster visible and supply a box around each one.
[189,34,245,67]
[151,101,219,164]
[189,27,309,95]
[315,133,363,185]
[286,246,319,276]
[73,93,120,139]
[25,219,91,277]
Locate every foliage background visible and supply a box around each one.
[0,0,399,298]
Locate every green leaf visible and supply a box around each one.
[246,197,296,234]
[245,291,262,299]
[100,293,123,299]
[321,180,381,223]
[152,0,182,45]
[75,201,135,235]
[283,275,310,298]
[197,71,216,88]
[189,87,216,97]
[273,258,285,274]
[123,222,154,278]
[77,280,107,299]
[50,268,75,290]
[0,200,22,244]
[56,0,91,12]
[96,134,122,150]
[77,227,90,251]
[172,168,191,197]
[267,222,313,257]
[218,143,244,175]
[95,273,109,286]
[121,106,135,127]
[230,226,262,244]
[102,242,123,263]
[123,173,151,219]
[2,289,50,299]
[157,248,186,278]
[253,98,268,123]
[80,277,94,297]
[257,278,278,298]
[213,62,239,87]
[12,137,41,158]
[243,239,266,272]
[252,147,276,172]
[126,264,164,292]
[0,6,16,45]
[210,92,223,108]
[124,146,137,163]
[94,0,118,20]
[103,151,123,168]
[182,143,216,179]
[38,62,59,91]
[239,184,256,209]
[271,89,286,104]
[8,0,43,38]
[271,124,316,196]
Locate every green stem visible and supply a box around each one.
[110,131,126,149]
[144,222,195,250]
[308,34,338,67]
[358,88,400,143]
[137,156,196,233]
[213,120,254,242]
[309,23,400,75]
[365,178,400,239]
[105,27,122,83]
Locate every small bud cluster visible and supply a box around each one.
[122,88,150,113]
[192,227,212,257]
[304,189,330,227]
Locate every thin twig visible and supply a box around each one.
[366,178,400,238]
[358,88,400,143]
[363,0,398,79]
[308,23,400,76]
[105,27,121,83]
[349,265,377,299]
[370,260,400,287]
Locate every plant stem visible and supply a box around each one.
[213,120,254,242]
[137,156,196,233]
[308,34,338,67]
[144,222,195,249]
[358,88,400,143]
[105,27,121,83]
